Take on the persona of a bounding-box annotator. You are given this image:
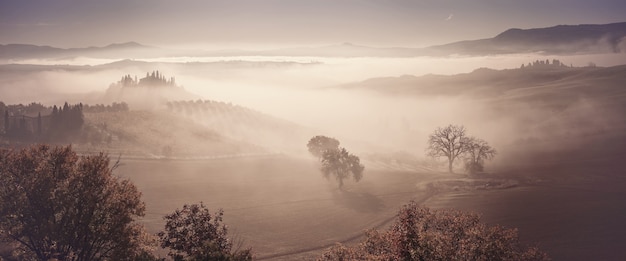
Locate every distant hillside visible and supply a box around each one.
[341,63,626,101]
[166,100,313,153]
[76,98,315,156]
[342,63,626,143]
[100,72,313,153]
[103,71,199,110]
[82,110,263,158]
[429,22,626,55]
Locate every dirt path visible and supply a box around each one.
[255,173,520,260]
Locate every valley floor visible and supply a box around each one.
[115,156,533,260]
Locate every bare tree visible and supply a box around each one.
[464,137,497,174]
[321,148,364,189]
[426,124,471,173]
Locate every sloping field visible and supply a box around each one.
[82,111,262,157]
[426,157,626,261]
[425,124,626,260]
[115,156,455,260]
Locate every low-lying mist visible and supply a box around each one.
[2,53,625,168]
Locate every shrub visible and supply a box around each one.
[319,201,549,261]
[158,203,252,261]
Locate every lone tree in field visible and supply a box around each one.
[426,124,472,173]
[158,203,252,261]
[0,145,147,261]
[321,148,364,189]
[307,135,340,159]
[464,137,497,174]
[318,201,549,261]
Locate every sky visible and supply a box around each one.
[1,0,625,49]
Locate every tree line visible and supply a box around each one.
[520,59,569,69]
[1,102,84,142]
[166,100,257,118]
[82,102,130,113]
[1,101,135,144]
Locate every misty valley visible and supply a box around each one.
[2,21,626,261]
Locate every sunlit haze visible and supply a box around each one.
[1,1,626,260]
[1,0,626,48]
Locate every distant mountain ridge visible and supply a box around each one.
[245,22,626,56]
[1,22,625,59]
[0,41,158,59]
[494,22,626,47]
[430,22,626,55]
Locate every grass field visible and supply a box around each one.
[114,137,626,261]
[115,155,454,260]
[426,146,626,261]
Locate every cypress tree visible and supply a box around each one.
[4,110,9,134]
[37,112,42,137]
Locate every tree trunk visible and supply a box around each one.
[448,158,454,173]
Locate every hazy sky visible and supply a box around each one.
[1,0,625,48]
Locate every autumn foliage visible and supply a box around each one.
[319,201,549,261]
[158,203,252,261]
[0,145,147,261]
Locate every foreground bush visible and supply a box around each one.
[0,145,148,261]
[158,203,252,261]
[319,201,549,261]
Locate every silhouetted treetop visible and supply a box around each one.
[307,135,340,159]
[115,71,178,88]
[521,59,570,69]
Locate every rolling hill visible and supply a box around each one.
[164,100,314,154]
[340,63,626,172]
[341,63,626,102]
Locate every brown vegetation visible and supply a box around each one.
[0,145,147,260]
[158,203,252,261]
[319,201,549,261]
